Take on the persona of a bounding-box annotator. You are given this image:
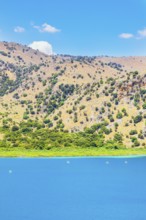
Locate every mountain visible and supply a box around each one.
[0,41,146,147]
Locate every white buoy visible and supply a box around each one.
[124,161,128,164]
[9,170,12,174]
[66,160,70,164]
[106,161,109,165]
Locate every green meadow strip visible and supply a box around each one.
[0,147,146,158]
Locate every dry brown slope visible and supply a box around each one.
[0,42,146,147]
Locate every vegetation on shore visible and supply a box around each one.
[0,119,146,157]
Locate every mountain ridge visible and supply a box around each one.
[0,41,146,147]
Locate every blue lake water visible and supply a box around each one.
[0,157,146,220]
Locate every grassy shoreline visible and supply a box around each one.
[0,147,146,158]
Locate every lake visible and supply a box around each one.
[0,157,146,220]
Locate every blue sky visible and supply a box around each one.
[1,0,146,56]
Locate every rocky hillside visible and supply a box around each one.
[0,41,146,147]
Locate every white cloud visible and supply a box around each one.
[33,23,60,33]
[119,28,146,40]
[28,41,53,55]
[119,33,134,39]
[14,26,25,33]
[137,28,146,38]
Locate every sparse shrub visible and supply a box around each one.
[129,130,137,135]
[133,115,142,124]
[12,125,19,131]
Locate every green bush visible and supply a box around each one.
[116,111,123,119]
[129,130,137,135]
[133,115,142,124]
[114,133,123,143]
[12,125,19,131]
[142,103,146,109]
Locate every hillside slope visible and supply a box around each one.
[0,41,146,147]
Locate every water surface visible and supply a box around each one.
[0,157,146,220]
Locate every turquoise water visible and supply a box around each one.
[0,157,146,220]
